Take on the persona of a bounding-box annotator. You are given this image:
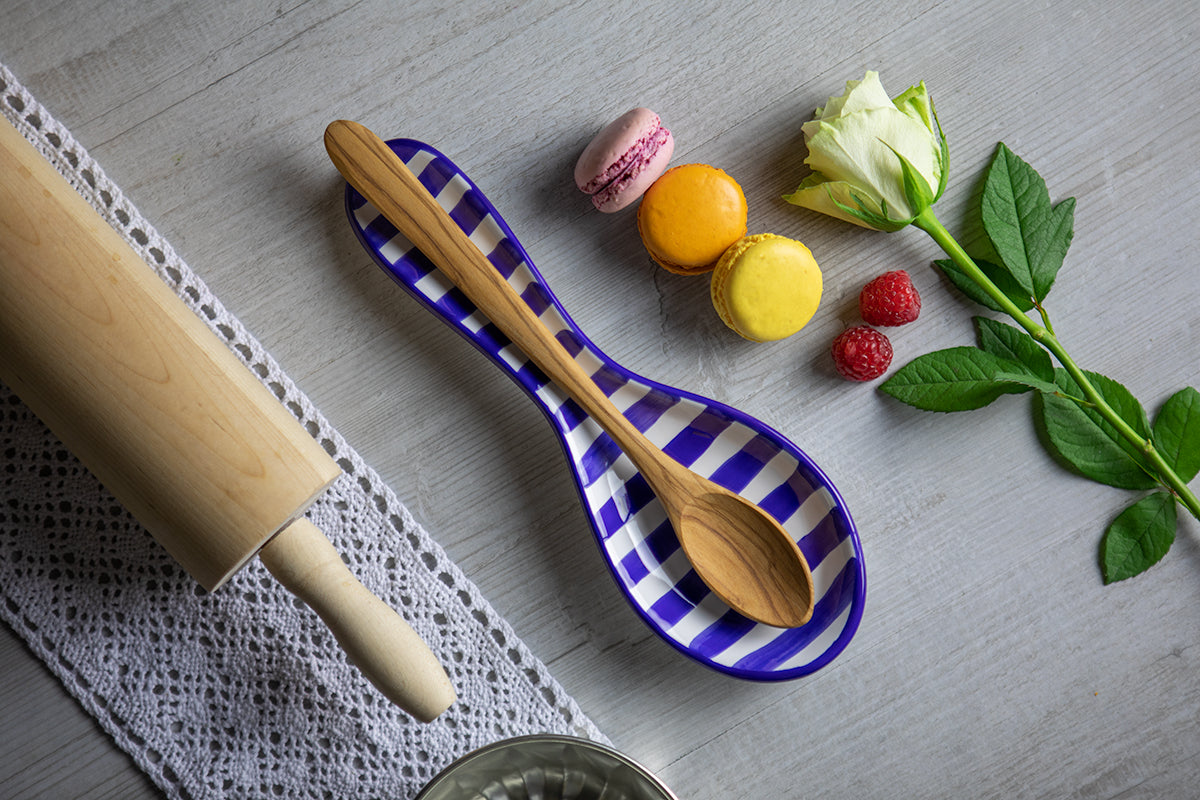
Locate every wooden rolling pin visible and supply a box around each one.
[0,117,455,722]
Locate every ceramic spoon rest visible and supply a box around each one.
[341,139,866,680]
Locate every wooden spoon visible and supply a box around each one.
[324,120,814,628]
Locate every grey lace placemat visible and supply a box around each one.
[0,61,605,800]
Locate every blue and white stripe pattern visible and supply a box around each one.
[343,139,865,680]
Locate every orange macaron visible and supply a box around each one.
[636,164,748,275]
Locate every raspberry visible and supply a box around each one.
[859,270,921,326]
[831,326,893,381]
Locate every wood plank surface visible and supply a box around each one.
[2,1,1198,798]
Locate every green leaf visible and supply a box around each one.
[980,143,1075,302]
[1100,491,1176,583]
[935,258,1035,313]
[884,141,935,214]
[1035,369,1156,490]
[992,371,1060,395]
[1152,386,1200,483]
[1041,197,1076,297]
[880,347,1027,411]
[933,112,949,201]
[826,185,909,232]
[974,317,1054,382]
[1077,369,1152,443]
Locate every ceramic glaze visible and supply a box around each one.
[342,139,866,680]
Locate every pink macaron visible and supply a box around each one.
[574,107,674,212]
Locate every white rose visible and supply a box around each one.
[784,72,947,231]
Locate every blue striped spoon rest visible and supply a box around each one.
[341,138,866,680]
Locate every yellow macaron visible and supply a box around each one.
[636,164,748,275]
[710,234,823,341]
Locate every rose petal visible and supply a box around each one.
[803,106,942,220]
[783,178,884,229]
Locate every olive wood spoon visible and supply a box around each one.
[324,119,814,628]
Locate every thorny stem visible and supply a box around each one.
[912,207,1200,522]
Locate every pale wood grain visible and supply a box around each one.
[0,116,341,590]
[2,0,1199,798]
[259,517,457,722]
[0,106,452,727]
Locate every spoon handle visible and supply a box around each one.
[326,121,816,628]
[324,120,664,477]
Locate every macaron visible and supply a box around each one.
[636,164,748,275]
[710,234,823,342]
[575,108,675,212]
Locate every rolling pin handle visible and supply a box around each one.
[258,517,456,722]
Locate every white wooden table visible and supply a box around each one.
[3,1,1199,797]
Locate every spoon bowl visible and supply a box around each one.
[329,126,866,677]
[679,491,815,627]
